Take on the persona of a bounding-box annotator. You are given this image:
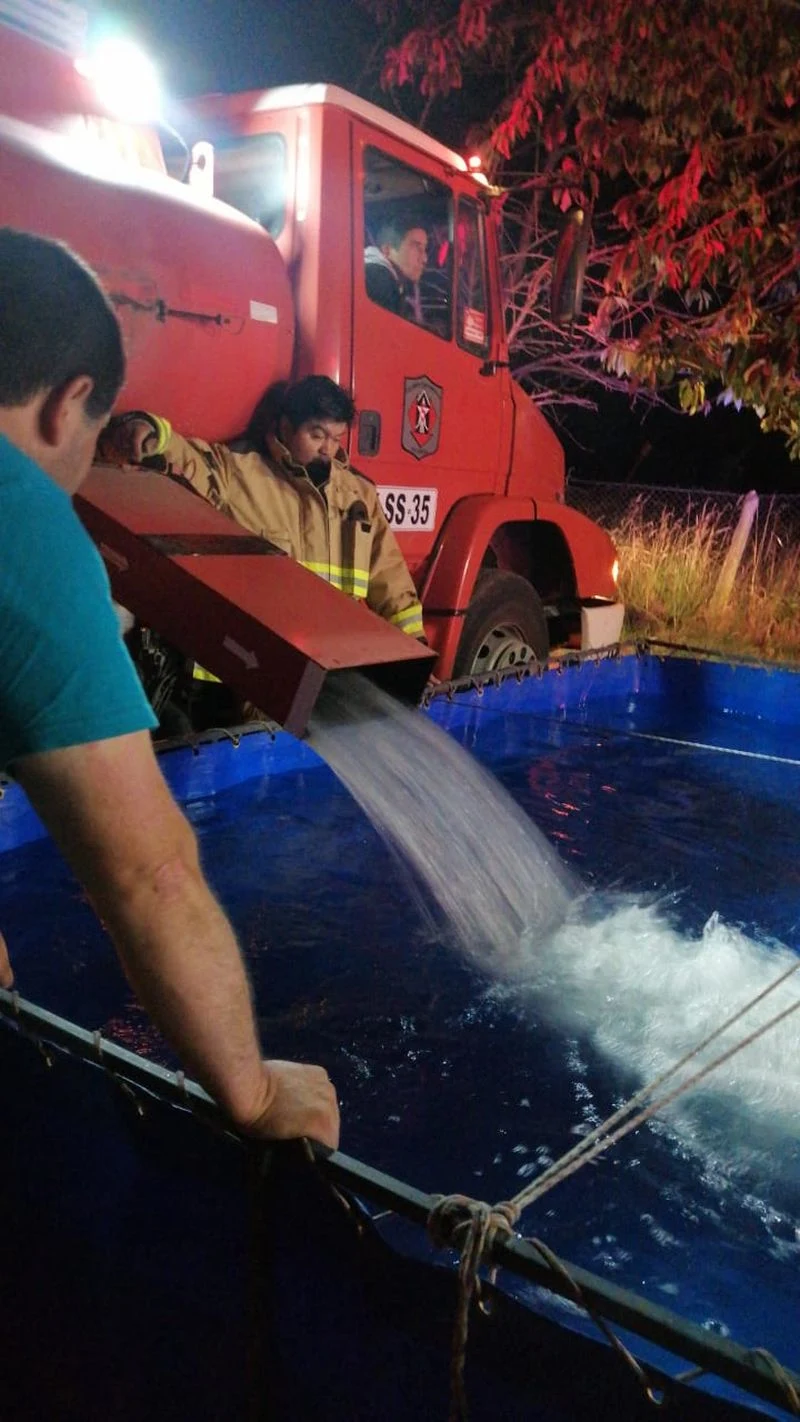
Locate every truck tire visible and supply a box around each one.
[453,570,549,678]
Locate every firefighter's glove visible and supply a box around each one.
[97,412,169,467]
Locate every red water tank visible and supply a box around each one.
[0,114,295,441]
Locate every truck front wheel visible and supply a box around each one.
[453,570,549,678]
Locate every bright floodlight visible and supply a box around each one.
[77,36,161,123]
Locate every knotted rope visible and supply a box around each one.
[427,1194,664,1421]
[427,1195,519,1422]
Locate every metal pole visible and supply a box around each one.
[710,490,759,614]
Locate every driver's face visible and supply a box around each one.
[390,228,428,284]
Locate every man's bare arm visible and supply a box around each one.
[0,930,12,989]
[14,731,338,1147]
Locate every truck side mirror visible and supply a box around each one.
[551,207,590,326]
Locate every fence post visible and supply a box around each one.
[709,490,759,614]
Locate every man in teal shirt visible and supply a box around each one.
[0,228,338,1150]
[0,432,156,764]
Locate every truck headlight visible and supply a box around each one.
[77,36,161,124]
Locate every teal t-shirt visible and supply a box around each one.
[0,435,157,771]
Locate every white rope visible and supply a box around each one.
[451,702,800,767]
[618,729,800,767]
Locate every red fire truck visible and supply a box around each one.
[0,2,623,682]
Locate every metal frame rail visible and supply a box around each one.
[1,987,799,1416]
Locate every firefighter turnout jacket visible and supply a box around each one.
[140,416,425,639]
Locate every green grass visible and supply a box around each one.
[612,498,800,663]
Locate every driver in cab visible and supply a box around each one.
[365,216,428,324]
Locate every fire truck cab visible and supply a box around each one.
[0,5,624,681]
[192,85,624,676]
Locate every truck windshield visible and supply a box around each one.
[212,132,287,238]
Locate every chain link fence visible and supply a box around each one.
[567,479,800,546]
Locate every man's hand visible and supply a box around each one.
[97,416,159,466]
[242,1060,340,1150]
[0,930,13,989]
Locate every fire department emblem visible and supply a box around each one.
[401,375,443,461]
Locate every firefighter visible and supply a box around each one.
[104,376,424,639]
[102,376,427,725]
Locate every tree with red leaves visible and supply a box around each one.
[363,0,800,454]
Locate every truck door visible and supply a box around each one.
[349,128,510,579]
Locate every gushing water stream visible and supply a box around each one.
[310,674,576,976]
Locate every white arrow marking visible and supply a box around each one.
[99,542,129,573]
[223,634,259,670]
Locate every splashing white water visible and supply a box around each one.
[311,675,800,1156]
[530,900,800,1144]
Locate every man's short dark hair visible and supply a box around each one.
[245,376,356,448]
[0,228,125,418]
[375,215,426,250]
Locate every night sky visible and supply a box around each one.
[116,0,795,491]
[116,0,378,97]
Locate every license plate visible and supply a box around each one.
[378,486,438,532]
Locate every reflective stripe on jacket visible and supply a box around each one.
[145,419,424,639]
